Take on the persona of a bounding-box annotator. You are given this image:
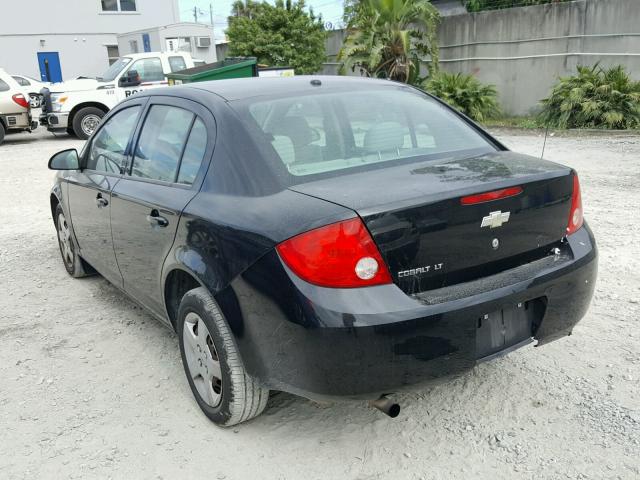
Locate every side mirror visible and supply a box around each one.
[119,69,140,87]
[48,149,80,170]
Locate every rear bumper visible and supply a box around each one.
[0,112,32,130]
[225,225,597,400]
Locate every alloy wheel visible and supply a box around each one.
[183,312,223,407]
[57,212,74,267]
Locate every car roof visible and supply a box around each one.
[184,75,406,102]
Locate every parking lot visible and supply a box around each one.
[0,127,638,479]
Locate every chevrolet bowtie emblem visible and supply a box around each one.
[481,210,510,228]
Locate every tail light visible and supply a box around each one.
[566,173,583,236]
[12,93,29,109]
[276,217,392,288]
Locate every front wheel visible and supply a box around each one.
[72,107,105,139]
[177,287,269,427]
[55,204,90,278]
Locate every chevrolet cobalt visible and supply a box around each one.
[48,77,597,426]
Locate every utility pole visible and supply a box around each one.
[193,5,198,23]
[209,3,214,26]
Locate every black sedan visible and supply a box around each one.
[48,76,597,426]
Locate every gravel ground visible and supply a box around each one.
[0,127,638,480]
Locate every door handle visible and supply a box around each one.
[146,209,168,228]
[96,193,109,208]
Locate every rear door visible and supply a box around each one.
[66,102,144,286]
[110,96,214,316]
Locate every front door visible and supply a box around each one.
[110,98,212,316]
[67,104,144,286]
[37,52,62,83]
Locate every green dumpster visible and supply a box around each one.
[167,57,258,85]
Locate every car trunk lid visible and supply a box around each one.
[288,151,574,295]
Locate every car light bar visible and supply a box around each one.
[460,186,523,205]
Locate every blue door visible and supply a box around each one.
[37,52,63,83]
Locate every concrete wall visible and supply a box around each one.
[0,0,180,79]
[322,0,640,115]
[117,23,217,63]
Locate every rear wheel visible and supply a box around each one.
[72,107,105,139]
[177,287,269,426]
[54,204,90,278]
[0,122,5,145]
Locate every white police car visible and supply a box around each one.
[42,52,197,139]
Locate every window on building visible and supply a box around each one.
[106,45,120,66]
[129,40,139,54]
[101,0,117,11]
[101,0,137,12]
[120,0,137,11]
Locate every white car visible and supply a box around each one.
[0,68,37,144]
[12,74,50,108]
[41,51,195,139]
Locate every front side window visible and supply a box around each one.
[131,105,194,182]
[169,56,187,73]
[98,57,131,82]
[128,57,164,83]
[87,106,141,173]
[237,87,495,180]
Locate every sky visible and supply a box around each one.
[178,0,345,43]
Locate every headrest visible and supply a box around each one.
[270,116,314,146]
[363,122,406,152]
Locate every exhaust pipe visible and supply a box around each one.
[369,395,400,418]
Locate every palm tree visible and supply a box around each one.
[338,0,440,83]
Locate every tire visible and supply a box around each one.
[72,107,105,140]
[66,126,75,137]
[177,287,269,427]
[54,204,90,278]
[0,122,5,145]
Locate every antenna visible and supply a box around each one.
[541,123,550,159]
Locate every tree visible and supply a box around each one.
[338,0,440,83]
[227,0,327,75]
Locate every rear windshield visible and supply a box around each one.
[233,86,496,181]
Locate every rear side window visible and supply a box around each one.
[169,56,187,72]
[0,79,10,92]
[87,106,141,173]
[12,76,30,86]
[177,118,207,185]
[237,87,494,180]
[128,57,164,82]
[131,105,194,182]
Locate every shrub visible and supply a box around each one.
[424,72,500,122]
[539,64,640,129]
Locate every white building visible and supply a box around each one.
[0,0,215,82]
